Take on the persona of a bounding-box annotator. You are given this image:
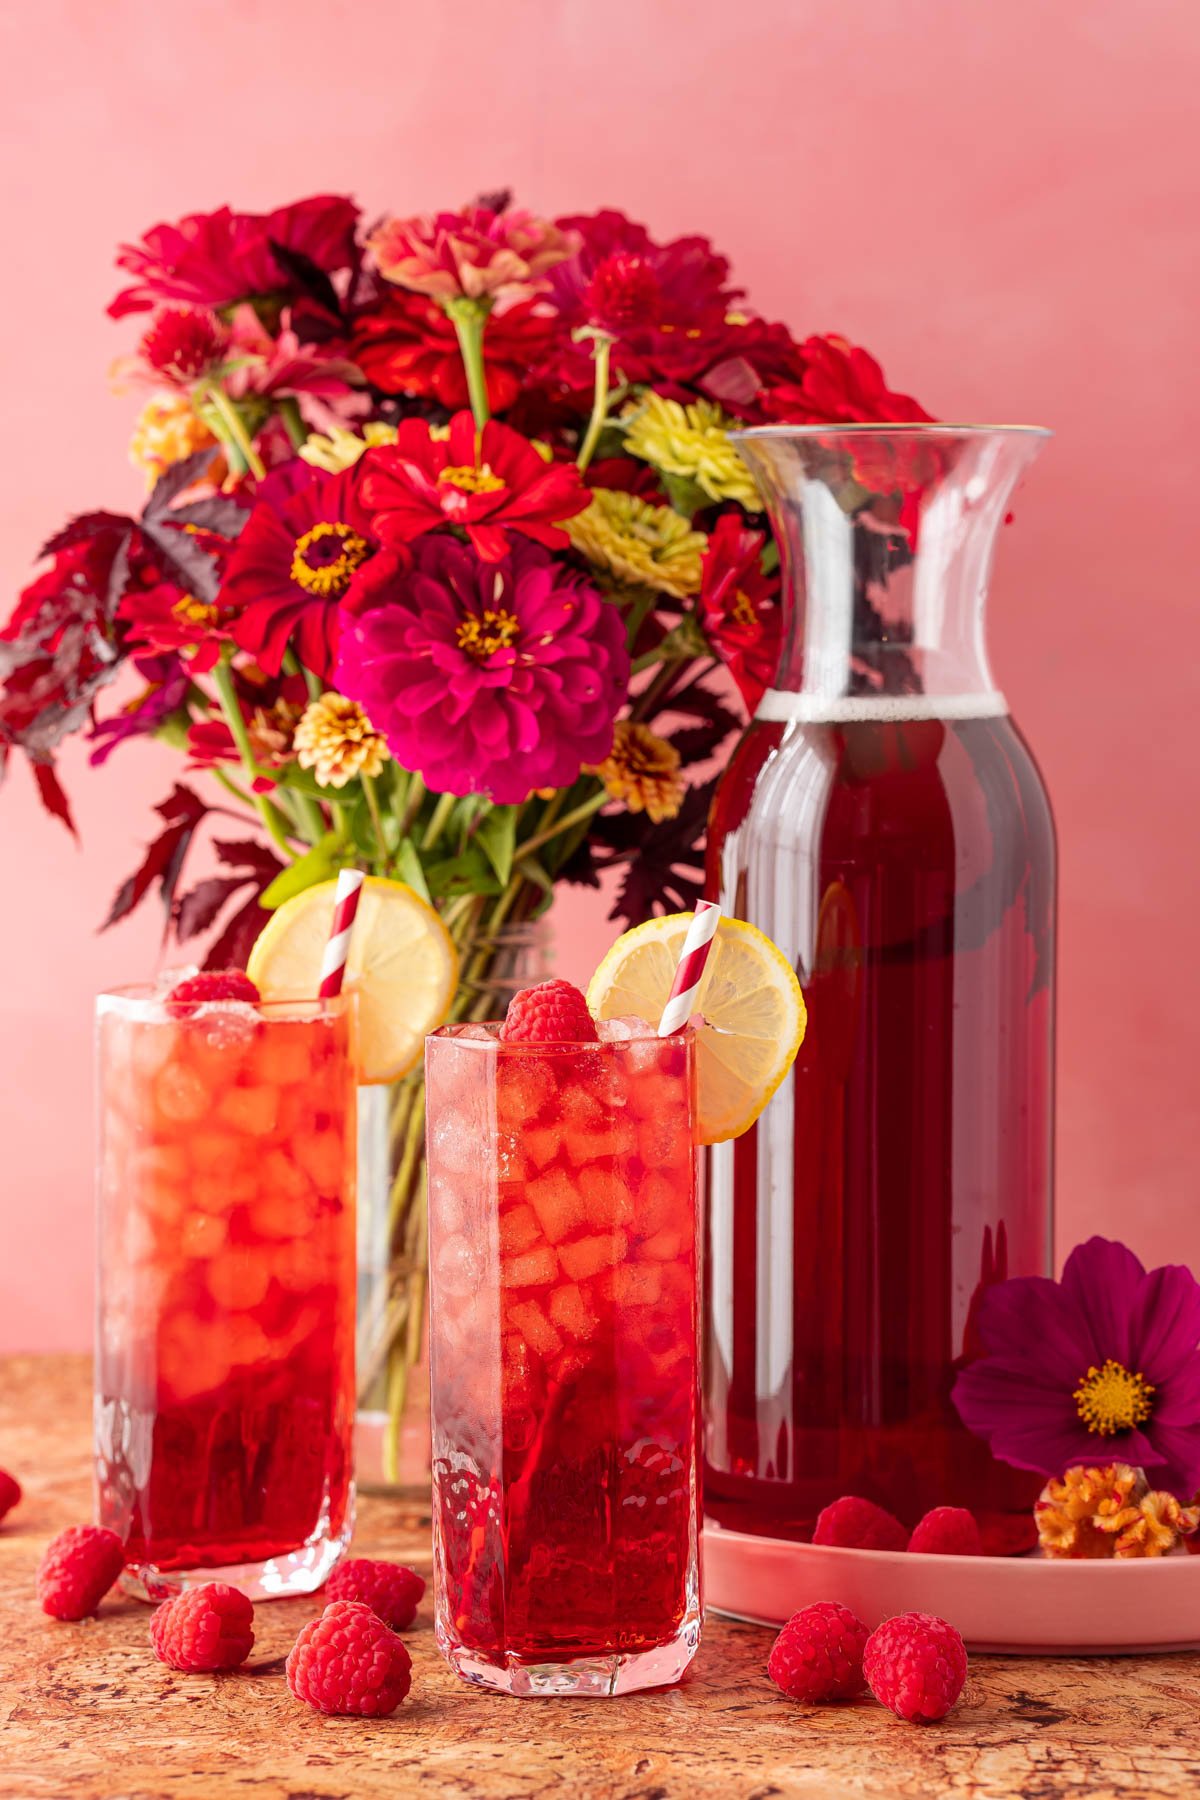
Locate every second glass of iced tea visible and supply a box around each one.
[95,987,357,1599]
[426,1021,700,1696]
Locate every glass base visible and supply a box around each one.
[438,1611,702,1697]
[119,1521,352,1604]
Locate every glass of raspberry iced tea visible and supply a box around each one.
[94,982,357,1600]
[426,1010,700,1697]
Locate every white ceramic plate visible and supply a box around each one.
[702,1522,1200,1654]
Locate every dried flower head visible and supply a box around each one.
[1035,1463,1147,1559]
[248,696,305,765]
[1098,1489,1200,1559]
[621,394,760,511]
[589,721,684,824]
[566,489,707,599]
[293,693,389,789]
[128,394,221,488]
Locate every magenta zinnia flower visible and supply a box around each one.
[109,195,360,318]
[952,1237,1200,1497]
[336,536,628,804]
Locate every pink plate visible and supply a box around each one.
[702,1522,1200,1654]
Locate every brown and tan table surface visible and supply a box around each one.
[1,1356,1199,1800]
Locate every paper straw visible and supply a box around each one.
[319,869,365,998]
[657,899,722,1036]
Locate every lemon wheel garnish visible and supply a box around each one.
[247,876,458,1084]
[586,913,807,1145]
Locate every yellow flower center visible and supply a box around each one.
[290,521,371,598]
[438,463,505,496]
[1074,1359,1155,1436]
[456,608,520,660]
[171,594,218,629]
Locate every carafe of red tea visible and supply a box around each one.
[704,425,1055,1539]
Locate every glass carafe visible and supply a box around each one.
[704,426,1055,1539]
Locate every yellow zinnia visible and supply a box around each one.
[299,421,401,473]
[129,394,221,488]
[621,393,760,511]
[566,489,707,600]
[294,693,390,789]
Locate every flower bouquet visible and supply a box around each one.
[0,189,928,1473]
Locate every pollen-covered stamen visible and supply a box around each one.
[171,594,219,630]
[290,521,371,598]
[456,607,521,660]
[730,589,758,628]
[438,463,505,496]
[1074,1359,1155,1436]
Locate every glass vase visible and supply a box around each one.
[704,426,1056,1543]
[355,918,550,1494]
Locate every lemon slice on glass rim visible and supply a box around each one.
[586,913,807,1144]
[247,876,458,1084]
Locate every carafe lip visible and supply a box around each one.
[732,422,1053,441]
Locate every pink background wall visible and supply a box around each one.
[1,0,1197,1350]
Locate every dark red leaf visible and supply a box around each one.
[32,761,77,838]
[38,512,133,560]
[137,520,224,604]
[175,875,248,942]
[204,889,274,972]
[168,495,251,538]
[212,837,285,876]
[142,449,220,518]
[102,782,207,934]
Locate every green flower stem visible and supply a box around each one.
[212,767,258,813]
[575,332,615,474]
[516,789,607,860]
[277,396,308,451]
[202,384,267,481]
[445,297,492,432]
[210,656,295,856]
[420,791,457,852]
[397,771,427,839]
[284,648,322,704]
[632,654,689,723]
[361,772,389,871]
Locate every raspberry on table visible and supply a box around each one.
[767,1601,869,1703]
[36,1525,125,1620]
[150,1582,255,1672]
[501,979,598,1044]
[0,1469,21,1522]
[864,1611,968,1723]
[908,1506,983,1556]
[286,1600,413,1717]
[813,1495,908,1552]
[326,1558,426,1631]
[167,969,260,1014]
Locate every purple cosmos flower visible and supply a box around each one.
[953,1236,1200,1497]
[336,535,628,805]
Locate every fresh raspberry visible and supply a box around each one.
[166,969,260,1014]
[326,1558,426,1631]
[36,1525,125,1620]
[908,1506,983,1556]
[0,1469,21,1522]
[286,1600,413,1717]
[978,1511,1039,1557]
[767,1601,869,1703]
[864,1611,968,1723]
[500,979,598,1044]
[813,1495,908,1552]
[150,1582,255,1672]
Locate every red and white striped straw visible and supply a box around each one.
[657,899,722,1037]
[319,869,365,998]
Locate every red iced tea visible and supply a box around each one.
[94,989,356,1598]
[426,1023,700,1696]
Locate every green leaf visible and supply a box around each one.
[259,832,343,910]
[474,805,518,886]
[515,854,554,895]
[423,843,503,899]
[272,766,334,801]
[395,839,432,905]
[659,471,710,521]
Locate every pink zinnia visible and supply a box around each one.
[368,203,577,307]
[109,195,360,318]
[336,536,628,803]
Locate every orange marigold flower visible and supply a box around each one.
[590,721,684,824]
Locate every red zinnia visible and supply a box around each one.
[762,334,933,429]
[368,203,576,307]
[360,411,590,563]
[118,582,230,673]
[350,292,555,413]
[697,514,781,714]
[221,462,377,677]
[109,195,360,318]
[138,307,228,384]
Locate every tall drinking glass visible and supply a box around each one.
[426,1023,700,1697]
[94,987,357,1599]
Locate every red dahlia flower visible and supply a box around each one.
[336,536,628,804]
[109,195,360,318]
[368,204,576,307]
[350,292,555,412]
[220,462,377,677]
[697,515,781,713]
[360,411,589,563]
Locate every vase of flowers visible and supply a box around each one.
[0,188,931,1480]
